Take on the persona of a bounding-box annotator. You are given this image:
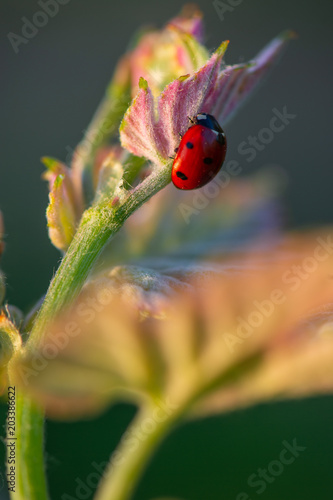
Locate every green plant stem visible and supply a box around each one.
[8,392,48,500]
[94,402,179,500]
[93,352,264,500]
[9,163,172,500]
[27,164,172,348]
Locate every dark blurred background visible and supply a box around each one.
[1,0,333,499]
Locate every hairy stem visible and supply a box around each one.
[10,164,172,500]
[94,401,179,500]
[27,165,172,348]
[92,354,264,500]
[8,391,48,500]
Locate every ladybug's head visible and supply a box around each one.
[193,113,223,133]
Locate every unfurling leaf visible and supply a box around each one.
[46,175,77,252]
[120,32,293,166]
[94,151,125,203]
[128,5,207,98]
[42,157,84,251]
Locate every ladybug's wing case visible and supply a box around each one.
[171,125,227,190]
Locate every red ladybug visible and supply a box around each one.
[171,113,227,190]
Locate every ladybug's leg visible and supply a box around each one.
[187,116,195,124]
[174,147,179,153]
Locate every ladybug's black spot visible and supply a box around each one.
[217,133,226,145]
[203,157,213,164]
[176,171,188,180]
[186,141,194,149]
